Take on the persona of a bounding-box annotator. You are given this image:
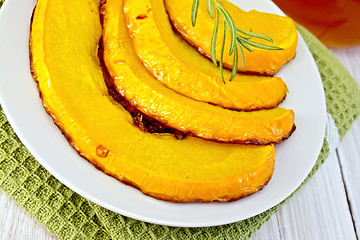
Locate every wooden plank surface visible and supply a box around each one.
[330,47,360,239]
[337,122,360,239]
[0,42,359,240]
[0,190,58,240]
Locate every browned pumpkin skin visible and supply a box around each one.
[164,0,298,75]
[123,0,289,111]
[102,0,295,144]
[29,0,277,203]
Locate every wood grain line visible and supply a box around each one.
[336,149,359,240]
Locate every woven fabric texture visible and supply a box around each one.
[1,1,360,238]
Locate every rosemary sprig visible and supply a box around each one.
[191,0,283,82]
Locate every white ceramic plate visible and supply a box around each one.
[0,0,326,227]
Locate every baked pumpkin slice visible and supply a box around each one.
[103,0,295,144]
[30,0,276,202]
[123,0,288,110]
[164,0,298,75]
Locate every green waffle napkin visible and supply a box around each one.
[1,1,360,239]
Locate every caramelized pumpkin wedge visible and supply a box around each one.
[164,0,298,75]
[123,0,288,110]
[103,0,295,144]
[30,0,276,202]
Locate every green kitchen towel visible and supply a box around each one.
[1,1,360,239]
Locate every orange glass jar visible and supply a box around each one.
[272,0,360,47]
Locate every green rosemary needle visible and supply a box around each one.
[191,0,283,82]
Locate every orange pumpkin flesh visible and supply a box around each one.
[102,0,295,144]
[30,0,276,202]
[164,0,298,75]
[123,0,288,111]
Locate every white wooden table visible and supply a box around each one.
[0,47,359,240]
